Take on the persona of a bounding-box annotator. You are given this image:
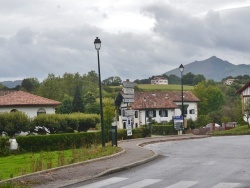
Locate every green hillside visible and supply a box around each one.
[110,84,194,91]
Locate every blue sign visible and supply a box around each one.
[173,116,184,130]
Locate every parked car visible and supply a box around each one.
[203,123,221,128]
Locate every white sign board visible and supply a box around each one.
[123,88,134,94]
[126,117,133,136]
[123,94,134,99]
[123,81,135,88]
[124,110,135,116]
[123,98,135,103]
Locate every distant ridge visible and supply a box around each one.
[0,80,22,88]
[164,56,250,81]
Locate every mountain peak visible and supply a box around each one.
[164,56,250,81]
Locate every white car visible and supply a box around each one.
[204,123,221,128]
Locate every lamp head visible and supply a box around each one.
[94,37,101,50]
[179,64,184,72]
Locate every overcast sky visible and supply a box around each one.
[1,0,250,82]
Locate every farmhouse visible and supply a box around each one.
[0,90,61,118]
[115,91,199,129]
[151,77,168,85]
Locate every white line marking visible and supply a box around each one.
[79,177,128,188]
[120,179,162,188]
[211,182,240,188]
[165,181,199,188]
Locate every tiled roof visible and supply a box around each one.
[130,91,199,110]
[0,90,61,106]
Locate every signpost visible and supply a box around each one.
[173,116,184,130]
[122,80,135,136]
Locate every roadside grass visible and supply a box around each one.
[211,125,250,136]
[0,144,122,182]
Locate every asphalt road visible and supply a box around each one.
[71,135,250,188]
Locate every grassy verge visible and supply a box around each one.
[137,84,194,91]
[211,125,250,136]
[0,144,121,182]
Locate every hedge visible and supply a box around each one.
[16,132,102,152]
[16,126,150,152]
[152,125,175,135]
[0,136,10,156]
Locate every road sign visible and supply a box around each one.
[123,94,134,99]
[173,116,184,131]
[124,110,135,116]
[123,98,135,103]
[123,88,134,94]
[122,81,135,88]
[126,117,133,136]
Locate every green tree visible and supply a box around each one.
[194,81,225,115]
[21,77,40,93]
[102,76,122,86]
[72,85,84,113]
[183,72,195,85]
[57,95,73,114]
[103,98,115,141]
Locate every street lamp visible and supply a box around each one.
[179,64,184,133]
[143,97,146,125]
[94,37,105,147]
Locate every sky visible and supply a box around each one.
[0,0,250,82]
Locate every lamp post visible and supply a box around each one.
[143,97,146,125]
[94,37,105,147]
[179,64,184,133]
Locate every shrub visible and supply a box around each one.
[152,125,174,135]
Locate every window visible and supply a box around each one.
[37,108,46,116]
[147,110,156,117]
[159,110,168,117]
[189,109,195,114]
[135,111,138,118]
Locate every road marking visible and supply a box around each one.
[211,182,240,188]
[120,179,162,188]
[79,177,128,188]
[165,181,199,188]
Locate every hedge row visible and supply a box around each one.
[16,126,150,152]
[32,113,100,134]
[16,132,102,152]
[152,125,175,135]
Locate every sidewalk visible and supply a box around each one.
[5,135,209,188]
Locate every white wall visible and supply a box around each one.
[0,106,56,118]
[117,102,198,129]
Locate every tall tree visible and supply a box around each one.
[21,77,40,93]
[194,81,225,115]
[72,85,84,112]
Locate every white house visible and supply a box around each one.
[115,91,199,129]
[151,77,168,85]
[237,81,250,123]
[225,79,235,85]
[0,90,61,118]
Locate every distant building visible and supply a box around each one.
[115,91,199,129]
[225,79,235,85]
[151,77,168,85]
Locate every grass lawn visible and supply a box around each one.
[0,144,122,181]
[110,84,194,91]
[137,84,193,91]
[211,125,250,136]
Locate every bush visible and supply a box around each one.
[16,132,102,152]
[152,125,174,135]
[0,136,11,156]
